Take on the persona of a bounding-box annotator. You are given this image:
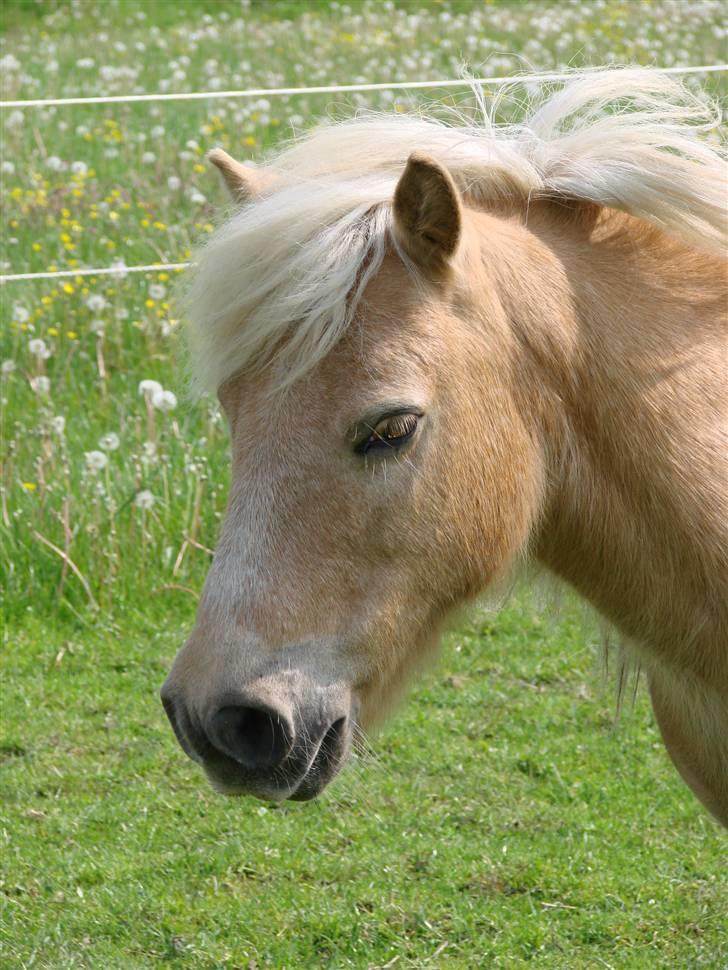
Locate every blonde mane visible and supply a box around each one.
[186,69,727,393]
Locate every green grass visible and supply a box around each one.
[1,2,726,967]
[3,597,726,969]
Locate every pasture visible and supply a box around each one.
[1,1,727,967]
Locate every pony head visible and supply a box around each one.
[161,71,726,801]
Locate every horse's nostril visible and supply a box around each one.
[319,716,347,763]
[207,704,293,770]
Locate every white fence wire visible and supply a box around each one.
[2,63,726,285]
[2,63,726,109]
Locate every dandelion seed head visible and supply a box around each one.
[29,338,51,360]
[0,54,21,72]
[5,110,24,130]
[134,489,155,509]
[85,450,108,472]
[86,293,107,312]
[99,432,120,451]
[138,379,162,398]
[30,376,51,394]
[152,389,177,412]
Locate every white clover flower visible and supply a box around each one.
[189,190,206,205]
[1,359,16,375]
[151,125,165,137]
[29,338,51,360]
[86,293,107,312]
[138,379,162,398]
[71,161,88,176]
[167,175,181,191]
[148,283,166,300]
[30,376,50,394]
[99,432,120,451]
[46,156,63,172]
[77,57,95,69]
[1,160,15,175]
[85,450,108,472]
[152,388,177,412]
[134,489,155,509]
[75,124,89,137]
[142,151,156,164]
[13,304,29,323]
[50,415,66,435]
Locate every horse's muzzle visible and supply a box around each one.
[160,682,353,801]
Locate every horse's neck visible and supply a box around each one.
[505,208,728,679]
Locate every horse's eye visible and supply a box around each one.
[356,412,420,455]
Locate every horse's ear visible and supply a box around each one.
[207,148,266,203]
[393,152,461,272]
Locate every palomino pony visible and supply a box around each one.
[161,70,728,826]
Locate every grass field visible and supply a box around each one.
[1,1,727,967]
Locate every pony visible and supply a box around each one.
[161,69,728,826]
